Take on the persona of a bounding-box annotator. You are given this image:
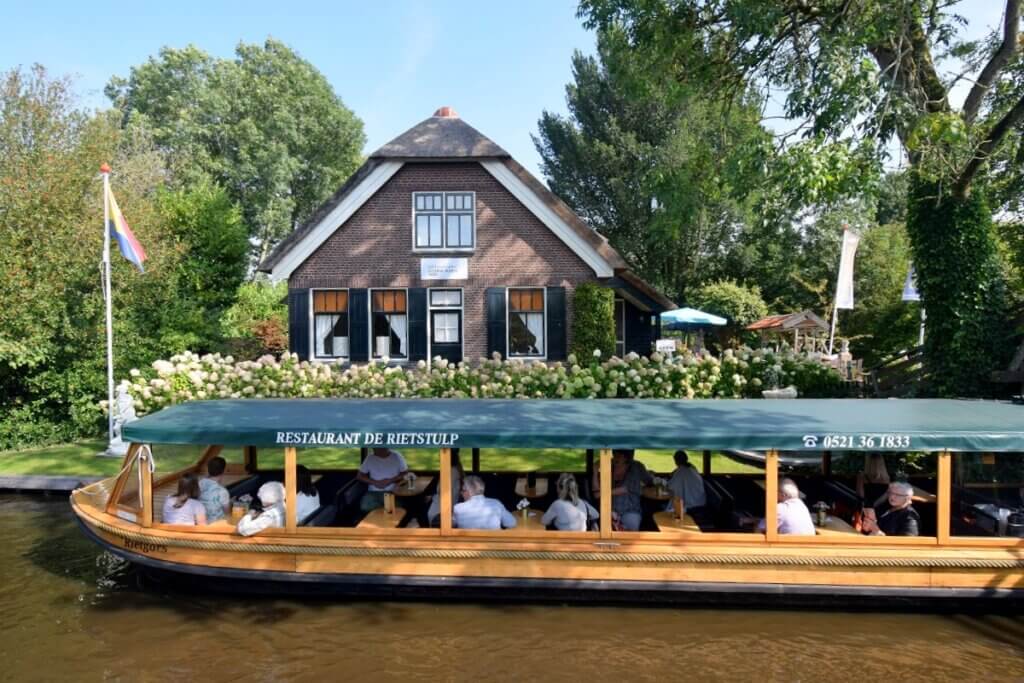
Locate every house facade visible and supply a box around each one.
[260,107,673,364]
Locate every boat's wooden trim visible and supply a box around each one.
[440,447,452,533]
[140,447,154,528]
[105,443,141,515]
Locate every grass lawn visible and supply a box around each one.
[0,440,760,478]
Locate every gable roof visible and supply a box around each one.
[747,310,829,332]
[370,111,510,159]
[257,108,675,311]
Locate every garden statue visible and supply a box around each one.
[105,383,138,456]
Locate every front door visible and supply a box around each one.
[429,289,463,363]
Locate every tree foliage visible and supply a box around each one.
[580,0,1024,394]
[106,39,366,264]
[534,29,772,303]
[570,282,616,359]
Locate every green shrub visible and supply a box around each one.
[571,283,616,360]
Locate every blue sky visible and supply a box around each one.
[0,1,1006,180]
[0,0,594,179]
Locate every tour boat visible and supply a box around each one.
[70,398,1024,604]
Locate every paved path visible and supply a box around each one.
[0,475,104,493]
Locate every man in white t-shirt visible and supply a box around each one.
[357,448,409,512]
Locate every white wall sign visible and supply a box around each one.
[420,257,468,281]
[655,339,677,354]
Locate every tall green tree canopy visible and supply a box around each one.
[534,29,773,303]
[106,39,366,264]
[580,0,1023,395]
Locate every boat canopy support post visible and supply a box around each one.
[822,451,832,477]
[440,448,453,534]
[106,442,141,516]
[585,449,594,482]
[765,450,779,542]
[938,451,951,544]
[702,450,711,476]
[140,445,153,528]
[284,447,297,532]
[471,448,480,474]
[599,449,612,539]
[243,446,257,473]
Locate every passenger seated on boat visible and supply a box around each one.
[453,475,517,529]
[665,451,707,516]
[198,456,230,523]
[855,453,890,499]
[295,465,320,524]
[356,448,409,513]
[593,449,646,531]
[542,473,598,531]
[237,482,286,536]
[427,449,464,526]
[744,479,814,536]
[162,473,207,526]
[862,482,919,537]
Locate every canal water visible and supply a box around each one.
[3,494,1024,682]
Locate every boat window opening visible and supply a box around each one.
[951,452,1024,539]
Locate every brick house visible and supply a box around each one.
[259,107,674,364]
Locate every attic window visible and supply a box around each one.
[413,192,475,250]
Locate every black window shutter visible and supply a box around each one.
[546,287,566,361]
[486,287,507,360]
[408,288,427,361]
[288,288,310,361]
[349,289,369,362]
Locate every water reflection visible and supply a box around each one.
[3,495,1024,680]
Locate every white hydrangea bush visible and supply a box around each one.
[116,348,844,415]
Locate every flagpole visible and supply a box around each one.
[101,163,114,448]
[827,223,848,356]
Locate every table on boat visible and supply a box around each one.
[813,516,860,536]
[515,508,547,531]
[643,485,672,501]
[515,477,548,499]
[653,511,702,534]
[357,506,406,529]
[391,476,433,497]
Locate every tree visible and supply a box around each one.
[690,279,768,346]
[106,39,366,264]
[581,0,1023,395]
[534,29,772,303]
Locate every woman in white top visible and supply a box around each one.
[427,450,464,526]
[295,465,321,523]
[237,482,286,536]
[542,472,599,531]
[162,473,207,525]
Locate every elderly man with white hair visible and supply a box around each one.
[236,481,287,536]
[748,478,815,536]
[453,475,517,530]
[862,481,920,537]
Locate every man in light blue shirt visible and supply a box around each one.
[453,475,517,530]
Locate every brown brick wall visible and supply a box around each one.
[290,162,599,360]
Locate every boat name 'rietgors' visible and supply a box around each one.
[275,431,459,447]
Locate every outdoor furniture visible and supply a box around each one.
[653,511,702,534]
[357,506,406,529]
[746,310,829,352]
[392,475,433,497]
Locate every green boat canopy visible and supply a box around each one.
[122,398,1024,453]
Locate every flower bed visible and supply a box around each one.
[112,348,845,416]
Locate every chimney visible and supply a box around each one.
[433,106,459,119]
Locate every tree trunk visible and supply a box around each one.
[905,176,1010,396]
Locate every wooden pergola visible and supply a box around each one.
[746,310,829,352]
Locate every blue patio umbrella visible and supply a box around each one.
[661,307,727,331]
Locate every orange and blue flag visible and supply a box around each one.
[106,185,147,272]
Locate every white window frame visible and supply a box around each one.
[411,191,476,252]
[369,287,410,361]
[309,288,350,362]
[428,288,464,356]
[506,287,547,359]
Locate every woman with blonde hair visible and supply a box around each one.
[162,472,207,525]
[542,473,599,531]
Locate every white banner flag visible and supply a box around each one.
[834,229,860,310]
[901,265,920,302]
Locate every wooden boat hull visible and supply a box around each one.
[73,499,1024,606]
